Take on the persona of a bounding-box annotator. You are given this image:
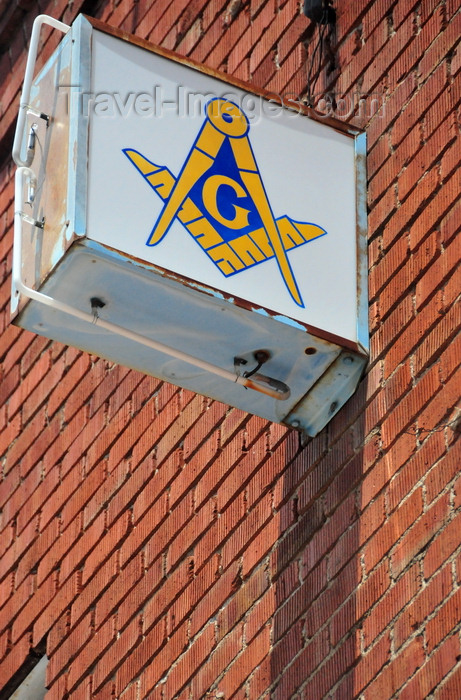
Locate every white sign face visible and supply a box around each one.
[86,30,360,344]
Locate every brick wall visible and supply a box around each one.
[0,0,460,698]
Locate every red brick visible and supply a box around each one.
[358,495,387,550]
[217,624,270,698]
[12,573,56,644]
[0,2,460,698]
[391,493,450,576]
[399,118,455,201]
[190,621,242,696]
[118,487,167,567]
[298,429,356,511]
[59,407,106,480]
[302,493,356,573]
[304,558,358,640]
[0,634,30,693]
[93,557,144,629]
[380,166,438,253]
[83,512,131,586]
[111,453,167,527]
[443,263,461,311]
[2,410,45,475]
[42,673,68,700]
[93,616,142,692]
[362,564,419,649]
[371,295,412,369]
[301,634,358,699]
[418,366,461,434]
[381,363,440,449]
[250,439,292,506]
[413,299,461,378]
[8,349,51,419]
[33,572,80,648]
[168,438,219,511]
[189,560,240,638]
[47,611,93,685]
[0,574,34,637]
[67,617,115,693]
[0,364,20,408]
[331,559,390,647]
[218,565,268,639]
[363,636,425,699]
[16,465,60,536]
[105,405,156,476]
[391,59,446,146]
[381,294,442,379]
[119,683,138,700]
[394,564,452,650]
[18,411,70,478]
[419,9,461,83]
[242,501,293,576]
[70,551,118,628]
[154,395,205,466]
[0,461,41,533]
[415,227,461,310]
[363,489,423,573]
[391,7,443,86]
[144,492,195,568]
[387,431,445,512]
[326,437,379,514]
[276,499,326,578]
[163,623,216,698]
[401,634,460,700]
[434,663,461,700]
[58,460,105,534]
[0,513,40,577]
[83,460,130,529]
[135,620,188,697]
[164,556,217,637]
[333,632,390,698]
[369,126,420,207]
[36,516,81,587]
[424,509,461,581]
[59,511,107,587]
[194,434,245,509]
[46,609,70,658]
[19,335,50,376]
[425,437,461,505]
[275,629,328,699]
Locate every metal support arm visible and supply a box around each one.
[12,15,70,167]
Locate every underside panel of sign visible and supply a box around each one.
[15,240,349,426]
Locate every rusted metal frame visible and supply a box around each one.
[355,131,369,355]
[12,15,70,167]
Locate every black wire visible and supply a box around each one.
[243,359,265,379]
[306,7,329,106]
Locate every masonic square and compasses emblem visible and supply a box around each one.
[123,98,327,308]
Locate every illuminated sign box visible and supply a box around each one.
[12,15,368,437]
